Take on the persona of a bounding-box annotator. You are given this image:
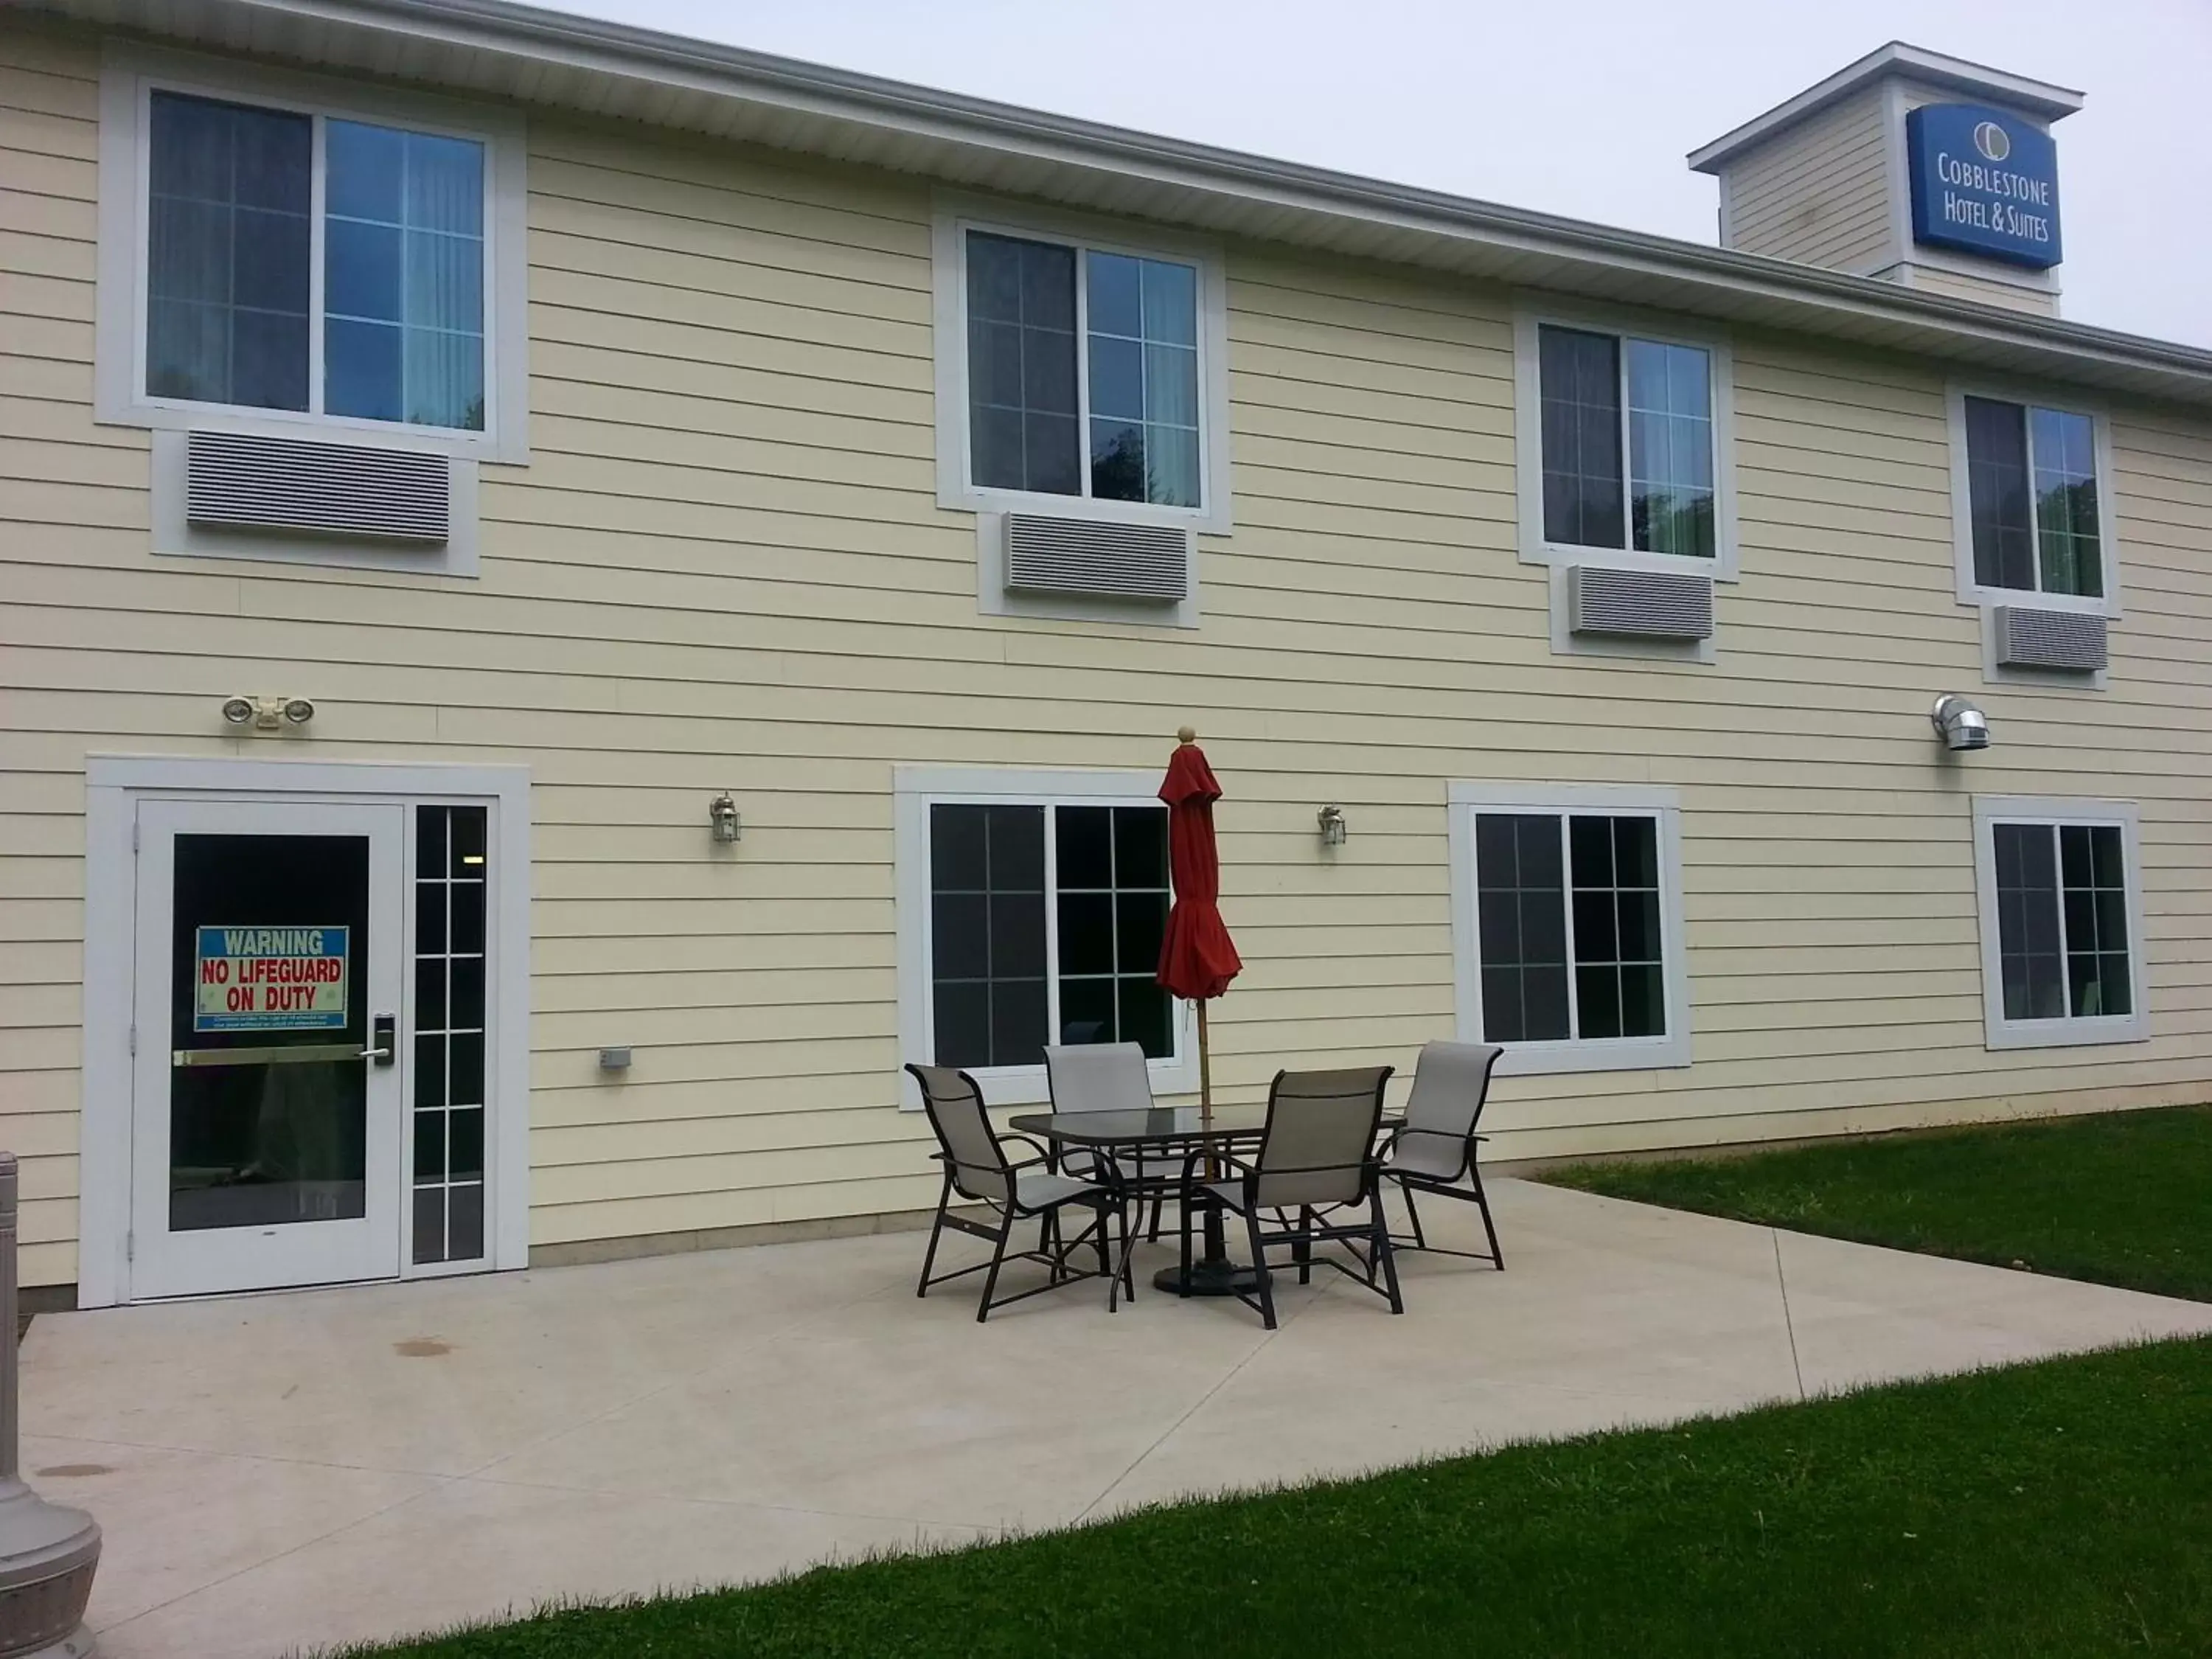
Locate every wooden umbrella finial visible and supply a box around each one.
[1176,725,1196,745]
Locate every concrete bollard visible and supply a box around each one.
[0,1155,99,1658]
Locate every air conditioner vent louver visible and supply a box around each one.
[1004,514,1189,602]
[1992,605,2107,672]
[186,431,451,543]
[1568,564,1714,641]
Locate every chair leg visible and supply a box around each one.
[1295,1206,1314,1285]
[1109,1200,1139,1312]
[1148,1193,1164,1243]
[1371,1190,1404,1315]
[1093,1200,1112,1282]
[1399,1177,1429,1252]
[1470,1169,1505,1269]
[1178,1181,1196,1289]
[975,1208,1017,1324]
[1242,1205,1277,1330]
[916,1173,952,1298]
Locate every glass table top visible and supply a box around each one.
[1009,1105,1399,1146]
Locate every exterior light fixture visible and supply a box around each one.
[222,695,314,731]
[1931,694,1990,752]
[1317,804,1348,846]
[708,792,742,844]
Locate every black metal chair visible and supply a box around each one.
[1178,1065,1399,1329]
[907,1063,1135,1321]
[1043,1041,1178,1243]
[1378,1040,1506,1267]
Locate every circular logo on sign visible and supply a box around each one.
[1972,120,2011,163]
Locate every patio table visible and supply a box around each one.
[1008,1105,1400,1299]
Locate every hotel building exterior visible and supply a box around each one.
[1,6,2207,1305]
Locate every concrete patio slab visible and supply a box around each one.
[22,1178,2212,1659]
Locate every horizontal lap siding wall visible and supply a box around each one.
[3,21,2209,1286]
[1720,85,1893,273]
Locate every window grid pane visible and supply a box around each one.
[1474,813,1570,1044]
[146,91,312,412]
[324,121,487,431]
[1964,396,2037,591]
[966,232,1079,497]
[1085,251,1200,507]
[2029,406,2102,599]
[411,804,489,1266]
[929,804,1049,1069]
[1626,340,1715,558]
[1568,814,1666,1040]
[1054,806,1172,1056]
[1537,327,1624,549]
[1992,823,2065,1021]
[2058,823,2130,1018]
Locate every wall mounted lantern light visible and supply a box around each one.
[1317,804,1348,846]
[708,792,742,844]
[1930,694,1990,753]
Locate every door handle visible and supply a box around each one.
[364,1013,397,1067]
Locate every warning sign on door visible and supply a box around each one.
[194,926,350,1032]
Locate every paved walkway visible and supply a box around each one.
[24,1179,2212,1658]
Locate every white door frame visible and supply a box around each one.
[82,755,532,1307]
[131,796,408,1298]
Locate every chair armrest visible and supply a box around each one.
[999,1132,1054,1164]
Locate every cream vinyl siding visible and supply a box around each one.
[1907,262,2061,316]
[1719,84,1893,273]
[6,20,2212,1287]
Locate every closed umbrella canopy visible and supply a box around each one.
[1157,732,1242,1004]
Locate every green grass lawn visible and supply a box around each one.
[1543,1103,2212,1302]
[342,1105,2212,1659]
[349,1338,2212,1659]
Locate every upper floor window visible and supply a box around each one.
[1972,797,2147,1050]
[1960,394,2104,599]
[146,90,486,432]
[97,50,528,463]
[1449,783,1691,1074]
[1537,324,1717,559]
[933,212,1231,532]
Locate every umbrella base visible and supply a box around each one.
[1154,1255,1262,1298]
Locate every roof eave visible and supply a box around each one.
[24,0,2209,406]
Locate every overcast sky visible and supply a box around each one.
[538,0,2208,348]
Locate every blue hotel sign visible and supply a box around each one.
[1906,103,2062,268]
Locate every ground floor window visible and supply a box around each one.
[1973,798,2148,1049]
[412,804,488,1264]
[1450,783,1690,1073]
[897,768,1192,1105]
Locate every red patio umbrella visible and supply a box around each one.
[1157,726,1242,1124]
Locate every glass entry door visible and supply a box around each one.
[130,798,406,1298]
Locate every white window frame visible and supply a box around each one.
[1447,782,1693,1076]
[894,766,1198,1107]
[95,42,530,463]
[1970,796,2149,1051]
[931,197,1234,535]
[1945,383,2121,619]
[1512,305,1741,582]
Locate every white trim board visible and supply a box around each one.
[1447,781,1694,1076]
[931,195,1235,535]
[79,754,532,1307]
[1969,794,2149,1052]
[892,765,1198,1107]
[94,41,532,465]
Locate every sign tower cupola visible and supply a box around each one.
[1688,42,2081,315]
